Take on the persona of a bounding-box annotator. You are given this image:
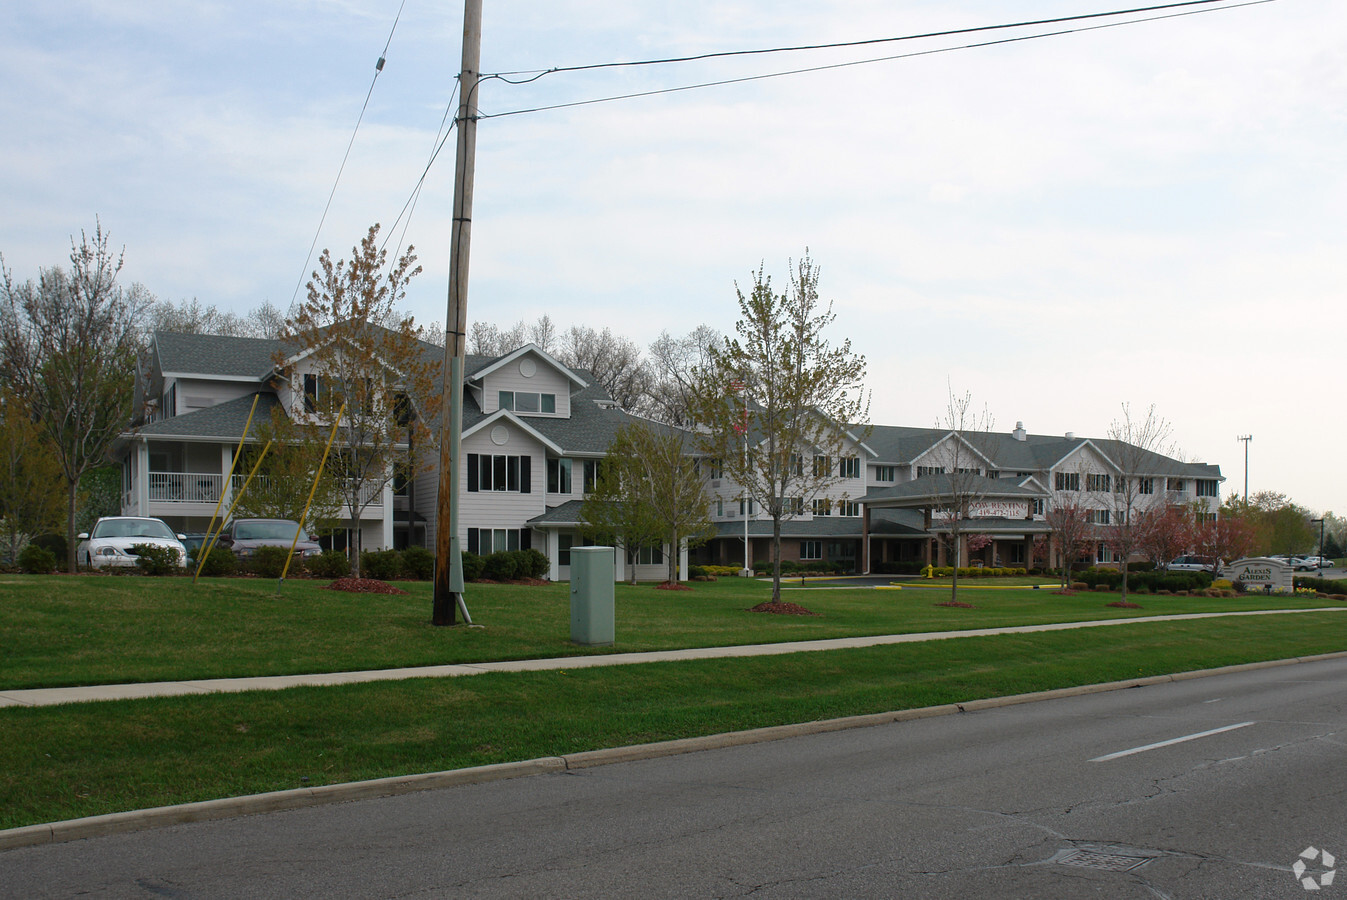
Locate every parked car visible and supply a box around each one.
[1290,556,1321,572]
[179,532,209,558]
[1300,556,1335,569]
[77,517,189,569]
[1166,555,1219,573]
[215,519,322,558]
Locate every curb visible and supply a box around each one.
[5,649,1345,852]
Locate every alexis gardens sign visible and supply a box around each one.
[1223,557,1294,593]
[932,500,1031,520]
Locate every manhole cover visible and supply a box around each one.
[1056,849,1154,872]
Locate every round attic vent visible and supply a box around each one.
[491,425,509,446]
[519,358,537,378]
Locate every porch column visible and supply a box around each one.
[220,445,234,511]
[545,531,560,582]
[678,540,689,582]
[381,481,394,550]
[136,441,150,516]
[861,504,871,574]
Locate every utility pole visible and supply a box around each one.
[433,0,482,626]
[1237,434,1252,505]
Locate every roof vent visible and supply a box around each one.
[1013,421,1027,442]
[1065,431,1076,440]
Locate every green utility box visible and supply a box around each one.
[570,546,615,646]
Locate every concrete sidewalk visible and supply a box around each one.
[4,607,1343,709]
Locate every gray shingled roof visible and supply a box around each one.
[133,392,280,440]
[154,332,281,380]
[859,473,1045,506]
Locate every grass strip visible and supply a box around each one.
[3,613,1344,830]
[3,576,1341,689]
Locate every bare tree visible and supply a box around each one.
[247,300,286,339]
[1103,402,1175,602]
[1045,468,1094,591]
[925,387,997,604]
[555,325,652,413]
[0,222,152,571]
[647,325,722,426]
[691,253,869,604]
[281,224,440,577]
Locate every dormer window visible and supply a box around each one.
[499,390,556,414]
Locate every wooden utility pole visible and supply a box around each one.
[433,0,482,626]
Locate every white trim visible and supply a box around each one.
[461,409,565,456]
[468,344,588,389]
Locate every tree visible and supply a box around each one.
[1045,470,1094,591]
[0,389,64,561]
[647,325,722,427]
[1103,402,1175,602]
[1135,503,1195,569]
[0,222,152,571]
[926,387,997,603]
[1194,511,1257,569]
[281,224,438,577]
[146,297,286,339]
[579,422,714,584]
[1240,490,1316,556]
[690,253,869,604]
[555,325,652,413]
[232,406,344,533]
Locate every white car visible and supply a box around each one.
[77,517,189,569]
[1298,556,1334,570]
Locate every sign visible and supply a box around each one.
[932,499,1030,520]
[1223,557,1294,594]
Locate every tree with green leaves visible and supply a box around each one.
[280,224,439,577]
[579,422,714,584]
[690,253,869,604]
[0,389,65,562]
[0,222,152,571]
[232,406,344,534]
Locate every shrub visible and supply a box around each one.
[1294,575,1347,596]
[133,543,182,576]
[1070,582,1089,592]
[705,564,742,577]
[31,532,67,562]
[520,548,550,579]
[482,551,521,581]
[401,546,434,580]
[360,549,402,581]
[194,547,238,577]
[461,551,485,582]
[688,565,708,579]
[248,545,294,579]
[18,544,57,574]
[307,550,351,579]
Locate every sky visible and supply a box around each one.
[2,1,1343,512]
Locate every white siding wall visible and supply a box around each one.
[480,361,571,418]
[459,422,548,545]
[171,378,259,416]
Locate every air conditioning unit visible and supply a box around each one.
[710,479,721,488]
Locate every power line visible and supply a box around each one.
[493,0,1253,79]
[380,82,461,274]
[288,0,408,312]
[481,0,1274,120]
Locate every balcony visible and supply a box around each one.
[146,472,383,508]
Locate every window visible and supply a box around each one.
[1086,473,1111,492]
[1196,479,1219,498]
[784,497,805,516]
[839,456,860,478]
[1138,477,1154,495]
[708,458,723,480]
[875,465,895,482]
[635,544,664,565]
[467,454,531,493]
[499,391,556,414]
[839,500,860,517]
[1090,509,1111,525]
[789,454,804,476]
[467,527,531,555]
[583,459,605,493]
[814,455,830,477]
[955,467,979,475]
[547,458,572,494]
[558,534,573,567]
[1032,499,1045,516]
[812,498,832,517]
[1055,472,1080,491]
[716,499,724,517]
[916,465,945,478]
[1168,478,1186,493]
[800,540,822,560]
[303,373,323,413]
[739,497,756,516]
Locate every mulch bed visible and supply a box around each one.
[656,582,692,591]
[934,600,975,608]
[324,577,408,595]
[1106,600,1142,609]
[748,600,820,616]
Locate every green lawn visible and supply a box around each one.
[3,613,1345,830]
[2,575,1343,689]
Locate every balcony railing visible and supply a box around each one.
[147,472,382,507]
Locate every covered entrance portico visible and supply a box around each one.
[858,474,1051,573]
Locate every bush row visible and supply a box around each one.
[1073,566,1213,594]
[1292,575,1347,596]
[753,559,853,575]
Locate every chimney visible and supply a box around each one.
[1065,431,1076,440]
[1012,421,1027,442]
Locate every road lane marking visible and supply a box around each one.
[1090,722,1256,762]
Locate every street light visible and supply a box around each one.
[1312,517,1325,570]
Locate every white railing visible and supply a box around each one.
[148,472,225,503]
[229,473,383,508]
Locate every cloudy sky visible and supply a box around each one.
[3,1,1342,512]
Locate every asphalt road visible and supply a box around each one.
[5,657,1347,898]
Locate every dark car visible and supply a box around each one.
[216,519,322,558]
